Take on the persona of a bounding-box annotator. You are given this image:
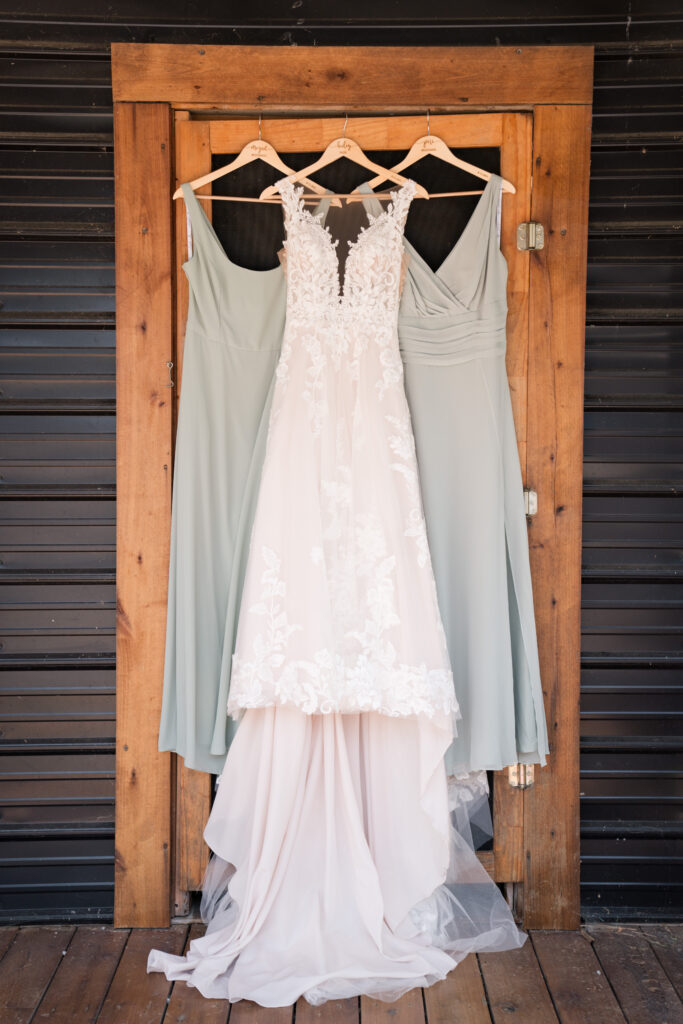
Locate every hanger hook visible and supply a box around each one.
[343,113,348,138]
[258,112,262,140]
[426,109,430,136]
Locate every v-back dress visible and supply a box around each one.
[148,179,525,1006]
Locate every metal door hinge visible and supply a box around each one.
[508,764,535,789]
[517,222,545,251]
[524,488,538,517]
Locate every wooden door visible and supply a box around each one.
[112,43,592,930]
[170,112,544,916]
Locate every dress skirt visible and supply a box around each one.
[148,705,525,1006]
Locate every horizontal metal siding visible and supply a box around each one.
[0,42,115,919]
[0,7,681,923]
[582,45,683,920]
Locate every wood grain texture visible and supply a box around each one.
[0,928,17,961]
[523,103,592,930]
[478,942,559,1023]
[531,930,626,1023]
[97,927,186,1024]
[111,44,594,107]
[296,995,359,1024]
[229,999,294,1024]
[209,114,505,154]
[641,925,683,1001]
[32,926,129,1024]
[361,988,425,1024]
[0,925,75,1024]
[587,925,683,1024]
[164,924,230,1024]
[492,109,533,885]
[423,955,491,1024]
[114,100,175,928]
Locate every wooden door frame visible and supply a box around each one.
[112,43,593,930]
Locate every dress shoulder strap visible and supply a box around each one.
[388,179,417,231]
[180,182,226,262]
[273,176,305,230]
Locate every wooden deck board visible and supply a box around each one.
[361,988,425,1024]
[96,926,187,1024]
[296,995,360,1024]
[229,999,294,1023]
[32,925,129,1024]
[531,930,626,1023]
[640,925,683,1001]
[478,941,559,1023]
[0,928,18,962]
[423,955,491,1023]
[587,925,683,1024]
[0,924,679,1023]
[0,925,75,1024]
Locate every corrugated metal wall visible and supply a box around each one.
[0,6,681,923]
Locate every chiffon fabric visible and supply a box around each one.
[148,180,526,1004]
[360,176,549,774]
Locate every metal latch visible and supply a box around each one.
[517,222,545,251]
[508,764,535,789]
[524,488,538,517]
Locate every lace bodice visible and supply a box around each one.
[278,176,415,325]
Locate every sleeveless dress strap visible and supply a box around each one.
[180,182,228,262]
[180,182,204,260]
[388,179,417,231]
[273,176,304,229]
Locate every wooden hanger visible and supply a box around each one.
[259,116,429,203]
[172,115,341,206]
[364,111,516,197]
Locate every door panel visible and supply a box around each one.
[171,113,534,906]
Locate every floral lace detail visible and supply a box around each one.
[274,177,416,430]
[386,410,431,568]
[229,174,457,723]
[229,536,456,719]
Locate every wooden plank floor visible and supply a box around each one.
[0,923,681,1023]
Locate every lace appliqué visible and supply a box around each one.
[229,537,456,720]
[274,178,416,432]
[386,410,431,569]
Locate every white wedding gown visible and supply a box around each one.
[147,178,525,1006]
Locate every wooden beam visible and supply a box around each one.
[523,103,592,929]
[172,118,213,915]
[111,44,594,107]
[114,100,174,927]
[493,110,534,885]
[208,113,504,153]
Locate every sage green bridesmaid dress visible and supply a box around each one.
[160,178,549,777]
[157,184,286,773]
[359,176,549,775]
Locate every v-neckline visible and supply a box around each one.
[356,173,498,284]
[279,177,415,307]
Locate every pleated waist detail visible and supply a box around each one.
[398,299,507,367]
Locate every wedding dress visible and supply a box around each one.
[147,178,525,1006]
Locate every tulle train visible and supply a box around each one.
[147,705,525,1006]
